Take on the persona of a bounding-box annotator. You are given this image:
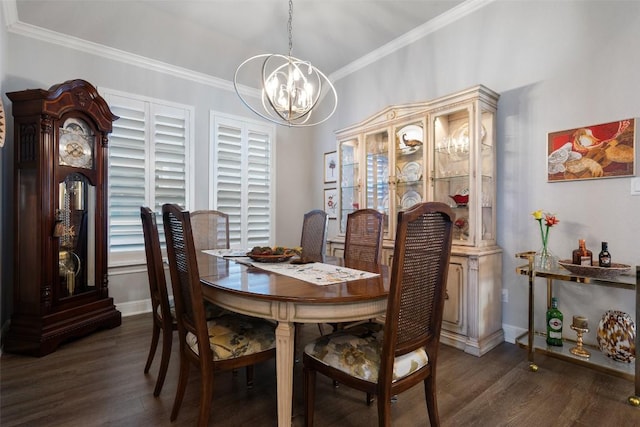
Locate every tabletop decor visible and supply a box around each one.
[246,246,301,263]
[557,260,631,279]
[596,310,636,363]
[532,209,559,270]
[570,315,590,358]
[547,118,635,182]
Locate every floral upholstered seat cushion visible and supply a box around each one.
[186,314,276,360]
[304,322,429,383]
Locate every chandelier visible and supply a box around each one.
[233,0,337,127]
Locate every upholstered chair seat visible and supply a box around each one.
[186,314,276,360]
[304,323,428,383]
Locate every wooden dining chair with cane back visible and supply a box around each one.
[303,202,455,427]
[300,209,328,262]
[344,208,385,264]
[190,209,230,252]
[140,206,177,397]
[162,204,277,426]
[189,209,233,320]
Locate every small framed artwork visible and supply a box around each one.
[324,188,338,219]
[324,151,337,183]
[547,118,635,182]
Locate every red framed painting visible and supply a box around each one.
[547,118,636,182]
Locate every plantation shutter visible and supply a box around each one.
[104,90,192,261]
[212,114,274,248]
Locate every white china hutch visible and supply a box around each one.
[327,85,503,356]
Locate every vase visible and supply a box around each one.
[535,247,557,270]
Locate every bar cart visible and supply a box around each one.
[515,251,639,406]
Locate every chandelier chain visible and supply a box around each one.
[288,0,293,56]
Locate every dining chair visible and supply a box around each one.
[162,203,277,426]
[344,208,385,264]
[300,209,328,262]
[140,206,177,397]
[190,209,230,252]
[303,202,454,427]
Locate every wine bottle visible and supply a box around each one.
[572,239,592,266]
[598,241,611,267]
[546,297,563,346]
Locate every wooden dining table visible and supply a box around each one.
[197,253,389,427]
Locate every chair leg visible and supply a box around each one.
[153,326,173,396]
[424,376,440,427]
[170,355,190,422]
[144,321,160,373]
[366,392,374,406]
[303,364,316,427]
[377,389,392,427]
[246,365,254,388]
[197,368,214,427]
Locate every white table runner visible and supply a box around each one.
[203,249,249,258]
[249,262,380,286]
[202,249,379,286]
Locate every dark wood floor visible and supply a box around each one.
[1,313,638,426]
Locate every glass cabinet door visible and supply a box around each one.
[364,130,390,238]
[339,138,360,234]
[394,121,426,213]
[433,108,472,244]
[479,106,496,243]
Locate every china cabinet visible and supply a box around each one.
[327,85,503,355]
[515,252,639,406]
[4,79,121,356]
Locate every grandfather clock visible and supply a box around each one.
[5,79,121,356]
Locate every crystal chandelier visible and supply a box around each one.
[233,0,337,127]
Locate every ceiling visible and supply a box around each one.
[13,0,467,84]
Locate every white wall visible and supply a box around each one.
[2,1,639,349]
[314,0,640,345]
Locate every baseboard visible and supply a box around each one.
[502,323,526,344]
[116,299,152,317]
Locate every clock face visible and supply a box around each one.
[59,118,94,169]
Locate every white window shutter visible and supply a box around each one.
[107,98,148,254]
[212,114,274,249]
[103,89,192,262]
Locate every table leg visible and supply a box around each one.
[276,321,295,427]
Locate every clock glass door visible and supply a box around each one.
[56,173,97,299]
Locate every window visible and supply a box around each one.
[102,89,194,265]
[210,113,275,248]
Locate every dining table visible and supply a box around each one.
[197,252,389,427]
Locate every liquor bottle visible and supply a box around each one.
[546,297,563,346]
[572,239,593,266]
[598,241,611,267]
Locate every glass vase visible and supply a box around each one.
[535,246,557,271]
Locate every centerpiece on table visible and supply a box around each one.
[246,246,301,263]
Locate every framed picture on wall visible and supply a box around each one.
[547,118,636,182]
[324,188,338,219]
[324,151,337,183]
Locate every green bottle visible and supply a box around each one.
[546,297,563,346]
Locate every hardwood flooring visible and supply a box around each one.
[1,313,637,426]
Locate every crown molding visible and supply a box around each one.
[4,0,492,93]
[329,0,495,82]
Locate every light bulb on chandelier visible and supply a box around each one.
[234,0,337,127]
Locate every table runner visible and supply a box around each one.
[203,249,249,258]
[202,250,379,285]
[249,262,379,286]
